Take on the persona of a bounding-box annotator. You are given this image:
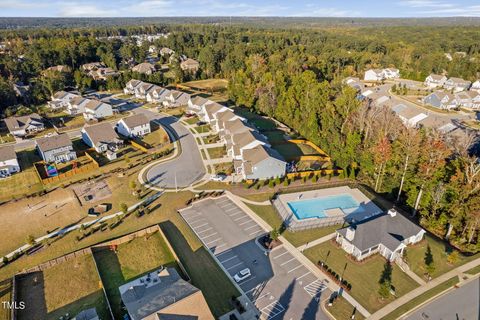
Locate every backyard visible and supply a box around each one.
[93,232,178,319]
[16,253,110,320]
[213,162,234,175]
[303,240,420,313]
[405,234,479,279]
[141,125,170,148]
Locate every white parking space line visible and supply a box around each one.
[182,211,200,217]
[216,199,229,204]
[287,264,304,273]
[192,222,208,228]
[234,215,249,221]
[215,249,232,257]
[210,243,226,251]
[226,262,244,271]
[304,279,327,298]
[296,272,311,280]
[273,251,289,260]
[200,232,218,240]
[205,238,222,245]
[261,301,285,320]
[252,291,271,302]
[280,257,296,266]
[249,230,262,236]
[224,207,238,212]
[239,220,254,226]
[228,211,242,217]
[219,255,238,264]
[244,224,258,231]
[196,227,213,234]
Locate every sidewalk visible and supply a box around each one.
[369,257,480,320]
[296,233,336,251]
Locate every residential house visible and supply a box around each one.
[344,77,365,91]
[48,91,79,110]
[201,102,229,123]
[132,62,156,75]
[423,91,458,110]
[0,145,20,176]
[82,122,122,158]
[227,130,270,160]
[66,96,90,115]
[214,109,244,133]
[236,145,286,180]
[88,67,118,81]
[4,113,45,137]
[383,68,400,79]
[13,82,30,98]
[187,96,213,115]
[119,267,214,320]
[162,90,190,108]
[424,74,447,89]
[146,86,170,103]
[364,69,385,82]
[392,104,428,128]
[81,62,105,72]
[219,118,253,142]
[455,91,480,110]
[335,209,425,261]
[83,100,113,121]
[444,77,471,93]
[116,114,151,137]
[471,80,480,93]
[159,47,174,56]
[135,82,155,99]
[36,134,76,163]
[180,58,200,73]
[124,79,143,95]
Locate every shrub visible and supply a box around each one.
[447,251,459,264]
[283,179,289,186]
[268,180,275,188]
[255,184,261,190]
[120,203,128,214]
[2,256,8,265]
[312,175,318,183]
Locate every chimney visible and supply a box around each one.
[346,226,355,241]
[388,209,397,217]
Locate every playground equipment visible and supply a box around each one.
[45,164,58,177]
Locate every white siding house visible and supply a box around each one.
[4,113,45,137]
[36,134,77,163]
[82,122,122,154]
[116,114,151,137]
[83,100,113,121]
[364,69,385,81]
[424,74,447,89]
[0,145,20,176]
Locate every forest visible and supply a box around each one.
[0,21,478,252]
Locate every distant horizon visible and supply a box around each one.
[0,1,479,18]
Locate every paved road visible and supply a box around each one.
[404,278,479,320]
[12,129,82,151]
[134,108,206,188]
[180,197,331,320]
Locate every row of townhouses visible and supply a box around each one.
[423,90,480,110]
[364,68,401,81]
[424,74,480,93]
[48,91,114,121]
[186,96,287,180]
[124,79,191,108]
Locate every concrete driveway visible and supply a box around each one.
[180,196,331,320]
[134,108,206,188]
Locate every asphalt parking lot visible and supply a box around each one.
[180,196,330,320]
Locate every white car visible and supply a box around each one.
[210,174,227,182]
[233,268,251,283]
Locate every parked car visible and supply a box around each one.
[233,268,251,283]
[196,120,207,126]
[210,174,227,182]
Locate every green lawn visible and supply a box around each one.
[195,124,211,134]
[326,296,366,320]
[182,79,228,91]
[381,276,460,320]
[406,234,479,279]
[94,232,177,319]
[304,241,420,313]
[160,221,240,318]
[213,162,234,175]
[203,134,220,144]
[207,146,226,159]
[465,264,480,275]
[240,192,274,202]
[142,127,170,147]
[185,116,199,125]
[0,133,14,144]
[246,203,340,247]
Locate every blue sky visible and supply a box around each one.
[0,0,479,17]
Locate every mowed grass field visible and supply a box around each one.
[304,241,419,313]
[406,234,478,279]
[182,79,228,91]
[16,253,110,320]
[94,232,177,319]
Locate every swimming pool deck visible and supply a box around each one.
[273,186,383,231]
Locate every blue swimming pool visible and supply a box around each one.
[287,194,360,220]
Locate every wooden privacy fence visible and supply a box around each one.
[19,248,92,274]
[35,160,99,185]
